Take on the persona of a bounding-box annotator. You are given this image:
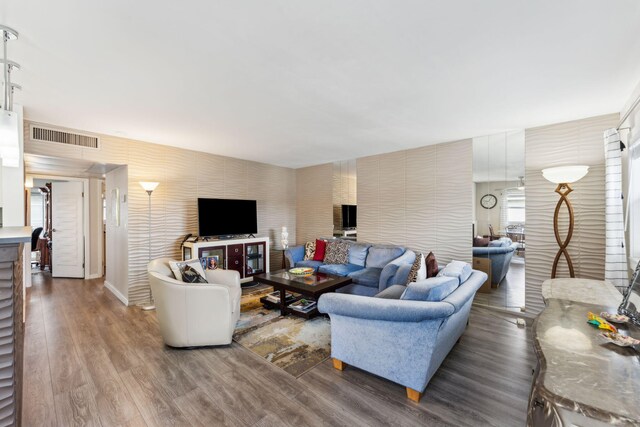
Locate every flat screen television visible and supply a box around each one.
[198,198,258,237]
[341,204,357,229]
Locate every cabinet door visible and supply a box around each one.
[198,246,226,270]
[245,242,266,276]
[227,244,244,277]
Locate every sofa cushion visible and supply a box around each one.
[366,246,405,268]
[324,240,350,264]
[313,239,327,261]
[303,241,315,260]
[375,284,407,299]
[426,252,439,278]
[406,252,422,283]
[437,260,473,284]
[401,276,459,302]
[488,237,512,247]
[318,263,363,277]
[295,260,324,270]
[348,267,383,287]
[348,244,371,267]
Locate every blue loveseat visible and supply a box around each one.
[318,264,487,402]
[284,241,416,296]
[472,237,518,285]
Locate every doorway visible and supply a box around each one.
[29,177,90,278]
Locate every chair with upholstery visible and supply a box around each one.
[30,227,43,268]
[147,258,241,347]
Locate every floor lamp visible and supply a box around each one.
[541,165,589,278]
[139,181,159,311]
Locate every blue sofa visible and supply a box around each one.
[318,266,487,402]
[472,237,518,285]
[284,241,416,296]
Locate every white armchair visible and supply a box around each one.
[147,258,242,347]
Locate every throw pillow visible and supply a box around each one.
[181,264,208,283]
[401,276,459,302]
[416,253,427,281]
[169,259,207,282]
[313,239,327,261]
[324,240,350,264]
[473,236,490,247]
[303,241,316,260]
[406,252,422,284]
[437,260,472,284]
[426,252,439,278]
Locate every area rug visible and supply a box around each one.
[234,284,281,335]
[233,284,331,377]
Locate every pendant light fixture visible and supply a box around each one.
[0,25,20,168]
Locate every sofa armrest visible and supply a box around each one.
[205,268,241,288]
[472,244,517,256]
[378,250,416,291]
[284,245,305,268]
[318,293,455,322]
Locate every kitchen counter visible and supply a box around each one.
[0,226,32,244]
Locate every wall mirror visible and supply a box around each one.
[332,159,357,241]
[472,131,526,312]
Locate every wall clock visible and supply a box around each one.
[480,194,498,209]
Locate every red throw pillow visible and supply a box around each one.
[426,252,439,278]
[313,239,327,261]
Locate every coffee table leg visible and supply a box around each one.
[279,287,287,316]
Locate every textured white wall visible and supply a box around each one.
[25,122,297,305]
[296,164,334,244]
[357,139,473,263]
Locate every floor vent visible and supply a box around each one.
[30,125,100,149]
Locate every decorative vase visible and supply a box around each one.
[281,226,289,249]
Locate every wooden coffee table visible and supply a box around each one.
[253,269,352,319]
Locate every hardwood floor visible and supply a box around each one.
[23,272,536,426]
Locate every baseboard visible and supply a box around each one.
[104,280,128,306]
[87,273,103,280]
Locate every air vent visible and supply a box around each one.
[30,125,100,149]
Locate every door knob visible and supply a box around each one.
[52,228,57,232]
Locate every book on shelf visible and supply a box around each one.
[265,290,295,304]
[288,298,317,313]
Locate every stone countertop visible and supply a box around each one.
[542,278,622,307]
[533,298,640,425]
[0,226,32,244]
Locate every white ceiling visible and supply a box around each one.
[3,1,640,168]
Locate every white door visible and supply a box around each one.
[52,181,85,278]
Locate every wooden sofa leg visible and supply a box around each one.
[406,388,422,402]
[332,358,346,371]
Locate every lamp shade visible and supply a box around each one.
[139,181,159,192]
[541,165,589,184]
[0,110,20,168]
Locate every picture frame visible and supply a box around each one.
[205,255,219,270]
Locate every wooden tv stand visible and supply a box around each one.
[182,236,270,283]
